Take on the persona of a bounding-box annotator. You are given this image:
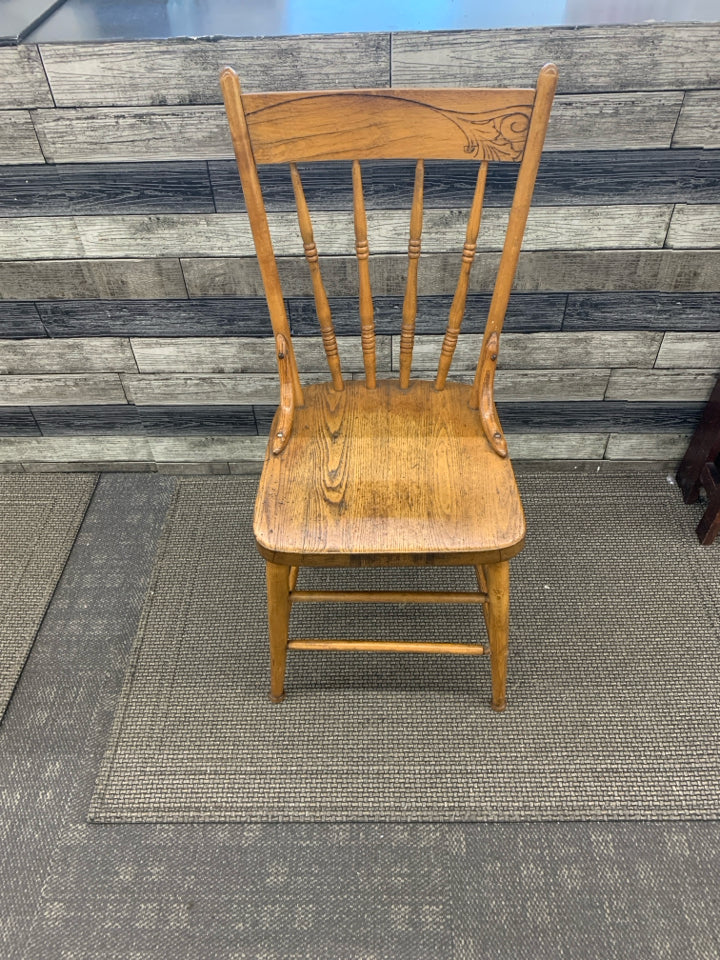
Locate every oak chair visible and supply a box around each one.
[220,64,558,711]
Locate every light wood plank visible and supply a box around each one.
[31,92,685,164]
[0,337,136,374]
[606,370,719,402]
[0,110,44,165]
[0,259,187,300]
[505,432,608,460]
[605,433,691,460]
[673,92,720,149]
[397,332,663,371]
[0,436,152,462]
[0,206,664,261]
[182,250,720,298]
[655,333,720,369]
[666,205,720,249]
[0,46,53,109]
[148,436,268,462]
[495,369,610,401]
[40,35,390,107]
[0,374,127,405]
[391,25,720,92]
[0,218,82,261]
[32,105,232,163]
[122,373,326,406]
[130,336,391,374]
[545,93,683,151]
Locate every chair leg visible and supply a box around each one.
[484,560,510,712]
[474,564,491,634]
[266,561,291,703]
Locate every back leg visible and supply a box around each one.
[266,561,291,703]
[483,561,510,712]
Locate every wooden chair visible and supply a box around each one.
[220,64,558,711]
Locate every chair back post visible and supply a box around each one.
[470,63,558,455]
[220,67,304,407]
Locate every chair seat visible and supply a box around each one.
[254,379,526,566]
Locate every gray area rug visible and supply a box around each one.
[0,474,96,720]
[91,474,720,822]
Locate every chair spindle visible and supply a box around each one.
[289,163,344,392]
[435,161,488,391]
[399,159,425,389]
[352,160,377,389]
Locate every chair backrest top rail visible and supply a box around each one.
[238,86,537,164]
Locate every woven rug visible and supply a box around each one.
[91,473,719,822]
[0,474,97,719]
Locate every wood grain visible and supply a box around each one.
[505,432,608,459]
[244,88,534,164]
[32,404,145,435]
[0,205,671,261]
[181,250,720,297]
[605,433,691,460]
[0,407,40,436]
[0,259,187,300]
[666,205,720,249]
[0,164,68,217]
[494,369,610,401]
[289,293,566,335]
[209,150,720,210]
[391,25,720,93]
[673,92,720,149]
[544,93,683,151]
[30,91,685,164]
[0,374,128,405]
[655,333,720,370]
[0,46,53,109]
[148,436,268,462]
[400,332,662,371]
[0,436,153,462]
[39,35,390,107]
[121,373,333,406]
[130,336,391,374]
[0,337,136,374]
[563,293,720,332]
[0,110,45,165]
[37,298,272,338]
[606,370,719,403]
[254,379,526,565]
[0,301,45,338]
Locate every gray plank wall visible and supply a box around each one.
[0,25,719,472]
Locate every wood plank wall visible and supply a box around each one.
[0,26,718,472]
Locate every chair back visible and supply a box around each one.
[221,65,558,457]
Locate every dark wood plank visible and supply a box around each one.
[181,250,720,298]
[564,293,720,332]
[391,25,720,93]
[39,35,390,106]
[0,46,53,108]
[211,151,720,212]
[0,110,44,164]
[139,406,256,435]
[0,301,46,338]
[31,404,143,435]
[0,406,40,436]
[288,294,565,335]
[0,164,68,216]
[37,298,271,337]
[0,259,187,300]
[31,404,257,435]
[497,401,705,433]
[57,162,215,214]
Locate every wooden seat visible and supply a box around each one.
[221,63,558,710]
[255,379,525,566]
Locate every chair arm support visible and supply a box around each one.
[476,332,508,458]
[272,333,295,455]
